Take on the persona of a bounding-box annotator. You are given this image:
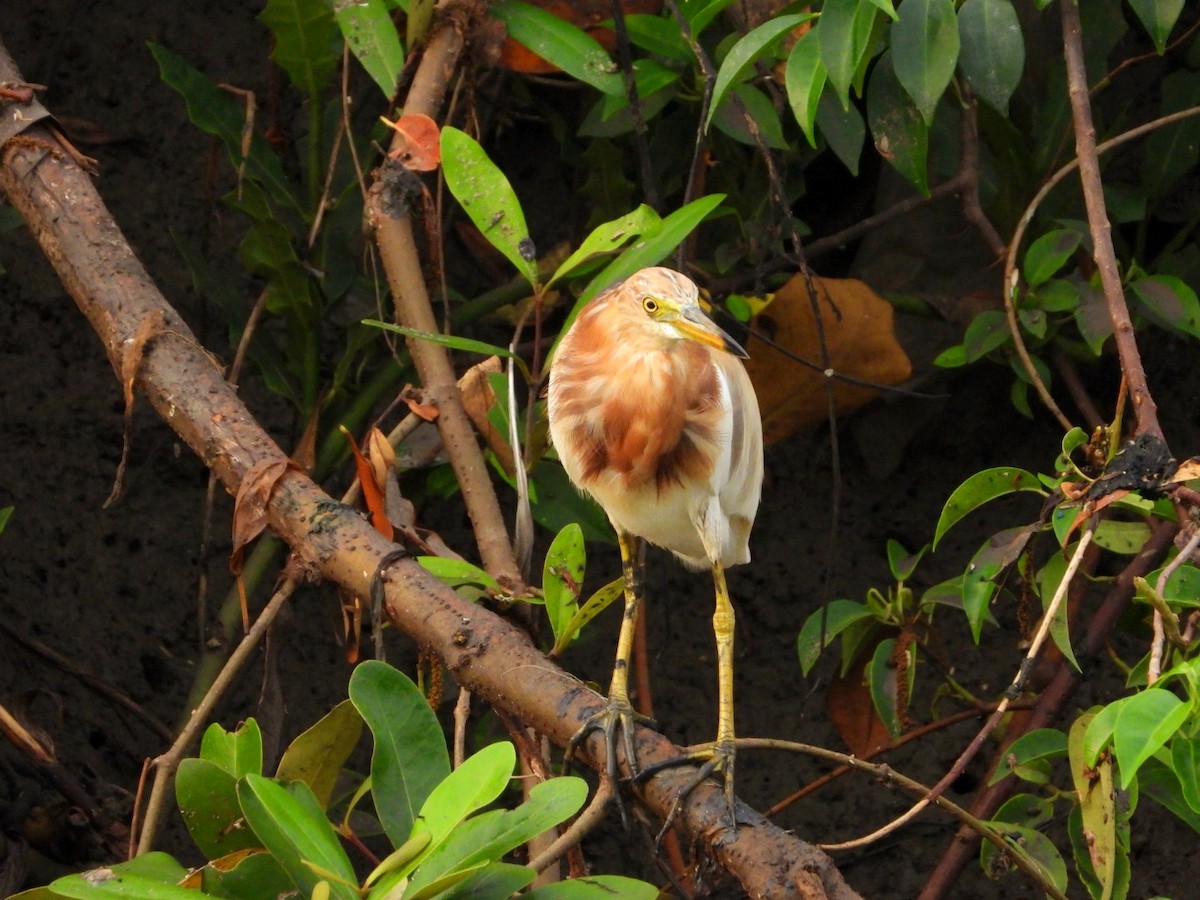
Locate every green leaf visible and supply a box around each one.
[1091,519,1152,555]
[431,863,536,899]
[685,0,741,35]
[0,506,13,535]
[200,851,295,900]
[176,758,262,858]
[957,0,1024,114]
[543,524,586,651]
[549,205,662,287]
[1142,71,1200,199]
[1141,756,1200,833]
[334,0,405,98]
[1131,274,1200,339]
[962,526,1033,643]
[891,0,959,123]
[1171,734,1200,812]
[1032,278,1080,313]
[594,59,678,122]
[1127,0,1185,54]
[47,853,189,900]
[932,467,1043,549]
[1035,551,1079,670]
[866,49,929,193]
[364,320,529,380]
[962,309,1009,362]
[815,91,865,175]
[623,14,692,61]
[867,638,904,737]
[148,44,301,214]
[797,600,876,675]
[553,576,624,657]
[1112,688,1189,789]
[404,777,588,896]
[275,700,364,809]
[1023,228,1082,287]
[237,775,358,900]
[706,13,816,131]
[1074,281,1114,355]
[524,875,660,898]
[417,556,502,592]
[441,126,539,288]
[348,660,450,845]
[491,0,624,96]
[886,539,926,582]
[980,822,1068,893]
[818,0,879,110]
[784,30,826,148]
[258,0,338,102]
[200,719,264,779]
[712,82,789,150]
[989,728,1068,785]
[528,461,613,545]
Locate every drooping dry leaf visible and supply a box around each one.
[339,426,393,542]
[826,665,892,759]
[743,275,912,444]
[291,404,319,472]
[230,457,294,572]
[383,113,441,171]
[400,384,439,422]
[460,357,515,476]
[105,310,168,507]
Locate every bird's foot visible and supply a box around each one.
[563,695,655,827]
[637,738,740,842]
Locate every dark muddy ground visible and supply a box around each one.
[3,4,1199,898]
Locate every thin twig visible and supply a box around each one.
[1149,528,1200,682]
[527,777,616,874]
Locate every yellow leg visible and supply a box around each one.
[711,561,738,820]
[564,531,652,811]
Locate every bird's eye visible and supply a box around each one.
[642,297,659,314]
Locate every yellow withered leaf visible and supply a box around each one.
[744,275,912,444]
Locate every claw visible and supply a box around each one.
[563,695,653,828]
[636,738,739,843]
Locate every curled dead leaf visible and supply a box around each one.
[382,113,441,172]
[743,275,912,444]
[105,310,168,507]
[459,357,514,476]
[400,384,439,422]
[230,457,295,574]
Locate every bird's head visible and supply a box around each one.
[624,267,749,359]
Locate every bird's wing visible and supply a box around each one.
[712,353,764,564]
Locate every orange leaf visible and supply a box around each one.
[826,665,893,759]
[383,113,441,171]
[400,384,439,422]
[744,275,912,444]
[339,426,393,541]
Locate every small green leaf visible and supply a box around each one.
[441,126,539,288]
[524,875,660,898]
[1127,0,1185,54]
[552,576,625,656]
[1131,274,1200,339]
[1074,282,1114,354]
[866,49,929,193]
[348,660,450,845]
[1091,520,1152,555]
[933,467,1043,549]
[543,524,586,651]
[491,0,624,96]
[1171,734,1200,812]
[957,0,1024,114]
[1112,688,1189,789]
[200,851,294,900]
[200,719,264,779]
[785,30,826,148]
[1142,71,1200,199]
[258,0,338,102]
[176,758,261,858]
[432,863,536,899]
[712,82,789,149]
[334,0,405,97]
[1035,551,1079,670]
[549,205,662,287]
[275,700,364,809]
[980,823,1068,894]
[891,0,960,124]
[705,13,816,132]
[867,638,904,737]
[886,539,926,582]
[1139,757,1200,834]
[962,309,1010,362]
[797,600,877,676]
[363,320,529,380]
[962,526,1033,643]
[818,0,879,110]
[237,776,358,900]
[0,506,13,535]
[815,91,865,175]
[686,0,740,35]
[989,728,1068,785]
[1033,278,1080,313]
[49,872,196,900]
[1023,229,1082,287]
[622,14,693,62]
[417,556,502,592]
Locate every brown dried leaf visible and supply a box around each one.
[460,357,515,476]
[826,665,892,758]
[384,113,441,171]
[105,310,168,507]
[400,384,439,422]
[744,275,912,445]
[230,457,294,575]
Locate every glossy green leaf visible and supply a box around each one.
[1035,550,1079,671]
[552,576,625,657]
[432,863,536,899]
[712,82,789,150]
[797,600,876,675]
[685,0,740,35]
[891,0,959,124]
[989,728,1068,785]
[1145,562,1200,609]
[237,775,358,900]
[275,700,364,809]
[815,91,865,174]
[176,758,262,858]
[818,0,879,110]
[1092,519,1152,555]
[980,823,1068,893]
[200,850,294,900]
[403,777,588,896]
[1171,734,1200,812]
[1034,278,1080,313]
[363,320,529,379]
[868,638,903,737]
[1131,274,1200,339]
[1023,229,1081,287]
[258,0,338,102]
[1142,71,1200,199]
[491,0,624,96]
[1127,0,1185,54]
[1112,688,1189,789]
[529,462,613,545]
[705,13,816,131]
[46,853,189,900]
[962,526,1033,643]
[595,59,678,122]
[441,126,538,287]
[334,0,405,97]
[0,506,13,535]
[544,524,586,651]
[416,556,502,592]
[524,875,660,898]
[784,30,825,148]
[622,14,693,62]
[957,0,1024,114]
[549,205,662,287]
[1070,711,1122,898]
[200,719,264,779]
[1074,281,1114,355]
[348,660,450,845]
[866,49,929,193]
[1140,757,1200,833]
[932,467,1043,549]
[886,539,926,582]
[149,44,301,213]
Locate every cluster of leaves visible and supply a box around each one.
[18,662,655,900]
